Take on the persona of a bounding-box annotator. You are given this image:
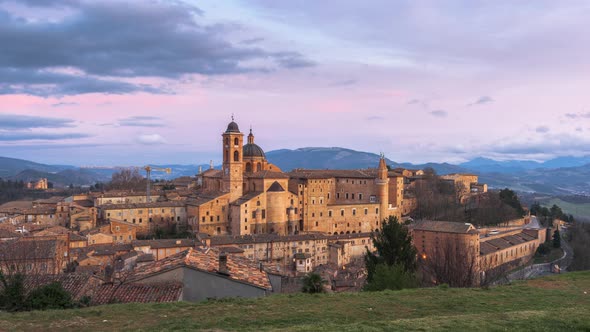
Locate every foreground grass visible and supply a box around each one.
[1,272,589,331]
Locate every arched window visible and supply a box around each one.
[257,163,262,171]
[234,150,239,161]
[245,162,252,172]
[225,150,229,161]
[234,137,239,146]
[225,137,229,145]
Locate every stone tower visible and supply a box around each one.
[222,118,244,202]
[376,154,389,224]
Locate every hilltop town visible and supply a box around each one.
[0,119,562,306]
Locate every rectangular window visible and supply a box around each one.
[328,210,332,217]
[352,209,356,216]
[337,193,340,199]
[345,193,349,199]
[364,208,368,215]
[340,209,344,216]
[262,209,266,219]
[351,193,355,199]
[359,193,363,200]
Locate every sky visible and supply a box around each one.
[0,0,589,166]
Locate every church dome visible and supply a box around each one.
[243,143,266,158]
[226,121,240,133]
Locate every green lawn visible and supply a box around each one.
[1,272,590,331]
[542,198,590,220]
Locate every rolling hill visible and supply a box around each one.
[0,156,71,178]
[1,149,590,195]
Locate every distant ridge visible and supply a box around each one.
[1,150,590,194]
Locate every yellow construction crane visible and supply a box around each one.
[144,165,171,203]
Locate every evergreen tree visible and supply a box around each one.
[365,216,417,283]
[553,229,561,248]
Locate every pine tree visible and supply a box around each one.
[365,216,417,282]
[553,229,561,248]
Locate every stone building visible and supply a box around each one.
[210,232,374,275]
[190,119,404,237]
[100,201,187,236]
[26,178,48,190]
[411,220,546,284]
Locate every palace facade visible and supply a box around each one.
[188,120,403,237]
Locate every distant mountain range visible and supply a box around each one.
[458,156,590,174]
[1,149,589,195]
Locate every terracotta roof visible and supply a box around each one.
[247,170,290,179]
[288,169,375,179]
[132,238,201,249]
[219,246,245,254]
[90,282,182,305]
[131,247,272,290]
[201,169,222,178]
[73,199,94,207]
[88,243,133,256]
[34,196,64,204]
[185,191,228,206]
[411,220,478,234]
[32,226,70,236]
[100,201,186,210]
[75,265,102,275]
[0,201,33,211]
[136,253,155,263]
[480,231,539,255]
[211,231,372,246]
[232,191,263,206]
[0,228,19,239]
[95,191,157,198]
[267,181,285,192]
[0,239,59,260]
[69,233,87,241]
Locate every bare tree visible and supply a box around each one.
[419,241,479,287]
[108,169,146,191]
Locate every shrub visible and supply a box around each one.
[0,273,26,312]
[364,263,418,292]
[302,273,326,294]
[24,282,74,311]
[536,243,551,255]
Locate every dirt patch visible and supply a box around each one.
[526,278,566,290]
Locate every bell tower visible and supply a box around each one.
[222,116,244,202]
[376,153,389,224]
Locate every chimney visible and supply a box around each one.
[218,252,229,275]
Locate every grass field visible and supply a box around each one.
[1,272,589,331]
[542,198,590,221]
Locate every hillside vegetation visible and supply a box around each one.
[1,272,589,331]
